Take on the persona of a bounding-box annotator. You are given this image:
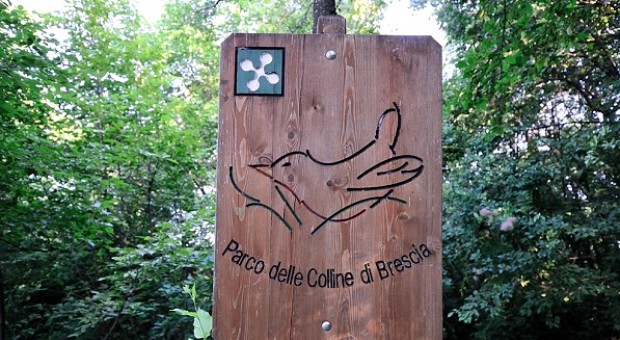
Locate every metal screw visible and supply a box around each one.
[325,50,336,60]
[321,320,332,332]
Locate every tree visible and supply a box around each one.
[1,0,217,337]
[0,1,69,337]
[414,0,620,338]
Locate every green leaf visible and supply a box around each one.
[182,284,192,296]
[171,308,196,318]
[193,308,212,339]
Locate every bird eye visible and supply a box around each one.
[282,162,291,167]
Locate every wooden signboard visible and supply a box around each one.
[214,32,441,339]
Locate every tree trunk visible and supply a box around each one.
[312,0,337,33]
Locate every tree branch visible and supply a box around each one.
[102,276,139,340]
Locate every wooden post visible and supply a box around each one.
[213,29,442,339]
[312,0,338,33]
[316,15,346,35]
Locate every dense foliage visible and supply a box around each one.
[0,0,384,338]
[414,0,620,338]
[7,0,618,338]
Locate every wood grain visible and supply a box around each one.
[214,33,442,339]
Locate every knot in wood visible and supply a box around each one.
[326,176,348,190]
[397,212,410,221]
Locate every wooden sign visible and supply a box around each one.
[214,32,442,339]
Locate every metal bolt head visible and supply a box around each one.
[321,320,332,332]
[325,50,336,60]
